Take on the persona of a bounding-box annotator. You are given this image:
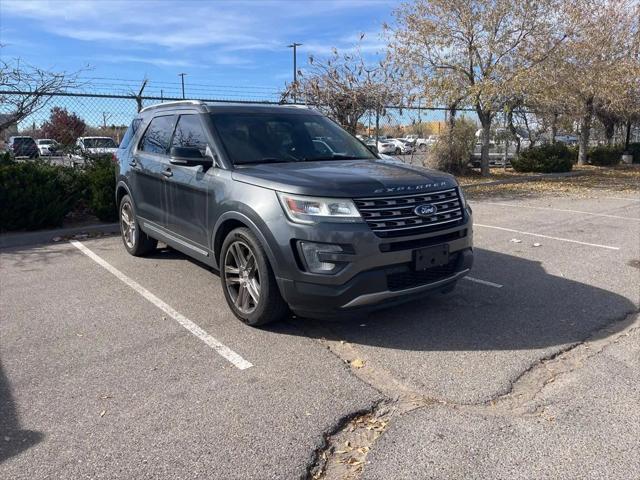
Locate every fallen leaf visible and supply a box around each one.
[351,358,366,369]
[510,238,522,243]
[533,242,542,247]
[99,410,106,417]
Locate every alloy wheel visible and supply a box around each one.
[120,201,136,249]
[224,241,260,314]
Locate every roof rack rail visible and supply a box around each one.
[139,100,205,113]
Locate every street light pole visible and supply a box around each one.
[287,43,302,103]
[178,73,187,99]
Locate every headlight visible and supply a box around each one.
[277,192,362,224]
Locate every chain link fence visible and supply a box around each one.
[0,90,476,167]
[2,89,635,168]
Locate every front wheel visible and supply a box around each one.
[119,194,157,256]
[220,227,288,326]
[394,147,402,155]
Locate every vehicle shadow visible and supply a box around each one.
[276,247,637,352]
[0,358,44,463]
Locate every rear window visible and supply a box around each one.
[119,118,142,149]
[14,138,36,146]
[84,138,117,148]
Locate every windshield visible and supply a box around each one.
[84,138,117,148]
[210,112,376,165]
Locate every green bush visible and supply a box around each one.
[0,152,13,166]
[85,157,117,222]
[512,143,574,173]
[0,161,88,231]
[431,118,476,174]
[588,146,622,166]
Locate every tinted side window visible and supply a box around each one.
[171,115,208,154]
[139,115,175,155]
[119,118,142,149]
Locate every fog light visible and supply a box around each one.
[299,242,343,274]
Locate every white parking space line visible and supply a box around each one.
[475,224,620,251]
[482,202,640,221]
[71,240,253,370]
[463,276,503,288]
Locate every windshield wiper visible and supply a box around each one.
[311,154,365,161]
[236,157,293,165]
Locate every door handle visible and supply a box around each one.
[162,168,173,178]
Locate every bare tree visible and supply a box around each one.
[535,0,639,164]
[388,0,565,175]
[0,51,85,132]
[282,42,404,134]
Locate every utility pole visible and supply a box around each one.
[287,43,302,103]
[178,73,187,99]
[102,112,112,129]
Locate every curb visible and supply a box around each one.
[461,171,588,188]
[0,223,120,250]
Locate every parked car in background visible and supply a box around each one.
[554,134,578,145]
[36,138,59,156]
[76,136,118,157]
[365,138,396,154]
[7,136,39,159]
[403,134,437,151]
[387,138,414,155]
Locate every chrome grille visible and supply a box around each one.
[354,188,464,238]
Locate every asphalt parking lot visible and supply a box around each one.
[1,191,639,479]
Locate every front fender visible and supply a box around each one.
[212,210,283,275]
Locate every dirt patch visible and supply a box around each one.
[464,166,640,200]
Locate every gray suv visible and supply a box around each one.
[115,101,473,326]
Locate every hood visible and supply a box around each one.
[231,159,457,197]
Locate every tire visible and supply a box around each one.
[220,227,288,326]
[394,147,402,155]
[418,143,427,152]
[119,194,157,256]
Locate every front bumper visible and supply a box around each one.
[273,210,473,318]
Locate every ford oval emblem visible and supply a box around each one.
[414,204,437,217]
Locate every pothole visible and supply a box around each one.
[307,402,392,480]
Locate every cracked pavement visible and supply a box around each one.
[1,192,639,479]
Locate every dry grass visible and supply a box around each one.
[461,165,640,200]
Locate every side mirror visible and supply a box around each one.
[169,146,212,166]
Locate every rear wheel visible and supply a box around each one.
[119,194,157,256]
[394,147,402,155]
[220,227,288,326]
[418,143,427,152]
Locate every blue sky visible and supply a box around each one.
[0,0,399,100]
